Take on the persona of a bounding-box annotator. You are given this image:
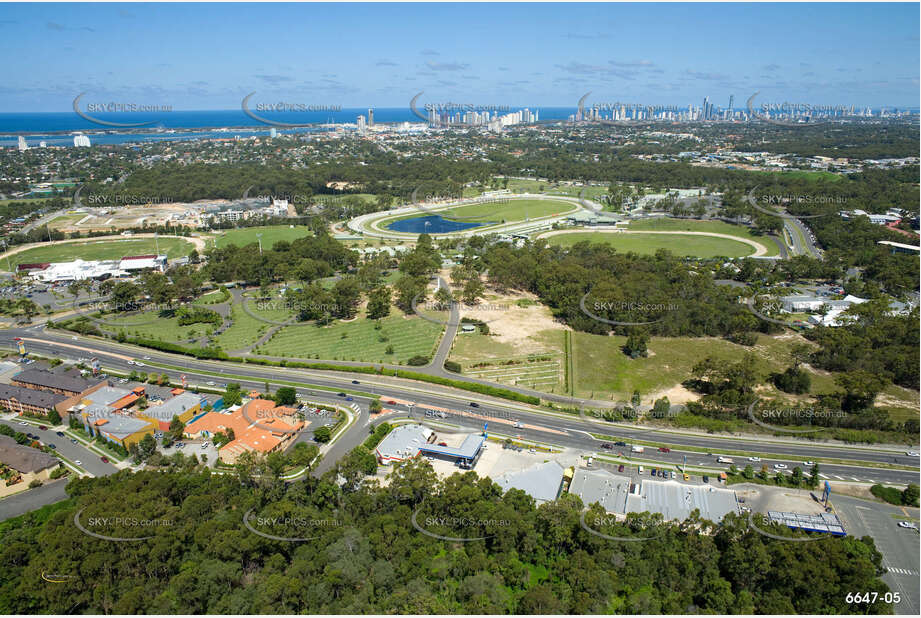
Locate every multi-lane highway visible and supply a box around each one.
[3,327,917,486]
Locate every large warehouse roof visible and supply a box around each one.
[626,480,739,522]
[495,460,565,504]
[569,468,632,513]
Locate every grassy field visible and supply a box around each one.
[546,185,609,200]
[213,225,312,249]
[214,299,292,352]
[384,198,575,230]
[544,231,755,258]
[442,198,574,223]
[8,237,195,268]
[101,310,214,344]
[627,218,781,256]
[495,179,551,194]
[258,308,444,363]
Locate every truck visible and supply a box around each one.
[717,456,734,464]
[631,445,645,453]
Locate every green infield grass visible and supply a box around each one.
[8,237,196,268]
[544,231,756,258]
[214,225,312,249]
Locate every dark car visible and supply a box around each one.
[601,443,613,449]
[47,443,56,449]
[26,433,36,440]
[56,431,64,437]
[614,441,627,447]
[617,464,625,472]
[39,425,48,431]
[100,456,109,463]
[337,392,346,397]
[351,380,360,384]
[469,402,480,408]
[658,446,671,453]
[650,468,657,476]
[703,475,709,483]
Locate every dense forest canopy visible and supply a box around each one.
[0,464,894,614]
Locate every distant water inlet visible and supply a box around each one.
[386,215,494,234]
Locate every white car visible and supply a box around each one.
[127,360,136,365]
[897,521,918,530]
[135,362,144,367]
[206,381,216,386]
[803,461,815,466]
[143,356,151,360]
[18,421,28,426]
[906,451,919,457]
[201,443,209,449]
[74,460,82,466]
[773,463,788,470]
[748,457,761,462]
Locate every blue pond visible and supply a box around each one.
[387,215,492,234]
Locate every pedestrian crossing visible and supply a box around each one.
[888,567,918,576]
[822,473,883,483]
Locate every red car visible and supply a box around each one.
[100,457,109,463]
[658,447,671,453]
[39,425,48,431]
[437,442,448,447]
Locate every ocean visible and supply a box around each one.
[0,107,578,148]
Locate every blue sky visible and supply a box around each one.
[1,2,918,112]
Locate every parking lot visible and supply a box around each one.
[834,494,920,615]
[0,417,118,478]
[162,438,221,466]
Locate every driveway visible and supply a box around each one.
[0,478,69,522]
[0,418,119,478]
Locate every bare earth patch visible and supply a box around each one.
[460,289,568,354]
[648,383,698,405]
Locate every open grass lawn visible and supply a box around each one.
[497,179,550,194]
[9,237,195,268]
[101,310,213,344]
[545,231,755,258]
[442,198,575,223]
[213,297,295,352]
[572,331,837,401]
[258,307,444,364]
[214,225,312,249]
[628,218,780,256]
[546,185,609,200]
[382,198,574,229]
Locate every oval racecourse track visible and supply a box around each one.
[0,234,206,271]
[536,228,769,257]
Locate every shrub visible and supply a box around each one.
[443,360,462,373]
